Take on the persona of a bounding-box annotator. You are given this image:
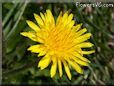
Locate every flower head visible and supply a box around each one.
[21,9,95,80]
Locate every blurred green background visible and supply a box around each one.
[2,1,114,85]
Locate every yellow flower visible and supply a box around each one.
[21,9,95,80]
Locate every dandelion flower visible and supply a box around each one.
[21,9,95,80]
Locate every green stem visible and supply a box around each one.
[3,4,18,27]
[3,56,43,76]
[6,1,28,40]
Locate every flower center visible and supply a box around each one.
[45,28,75,54]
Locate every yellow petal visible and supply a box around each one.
[27,45,44,53]
[58,59,63,77]
[62,18,68,28]
[38,50,46,57]
[40,12,45,21]
[82,50,95,54]
[73,23,82,32]
[63,61,71,80]
[56,11,62,25]
[73,52,90,63]
[46,10,55,25]
[37,38,44,43]
[76,28,87,37]
[50,57,57,78]
[71,57,89,66]
[26,20,40,32]
[67,13,73,23]
[34,13,44,26]
[44,13,50,27]
[20,31,37,41]
[36,31,47,43]
[62,11,68,22]
[68,60,83,74]
[76,42,94,48]
[74,47,83,55]
[74,33,92,44]
[28,45,40,50]
[27,45,41,53]
[66,20,75,29]
[38,54,50,69]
